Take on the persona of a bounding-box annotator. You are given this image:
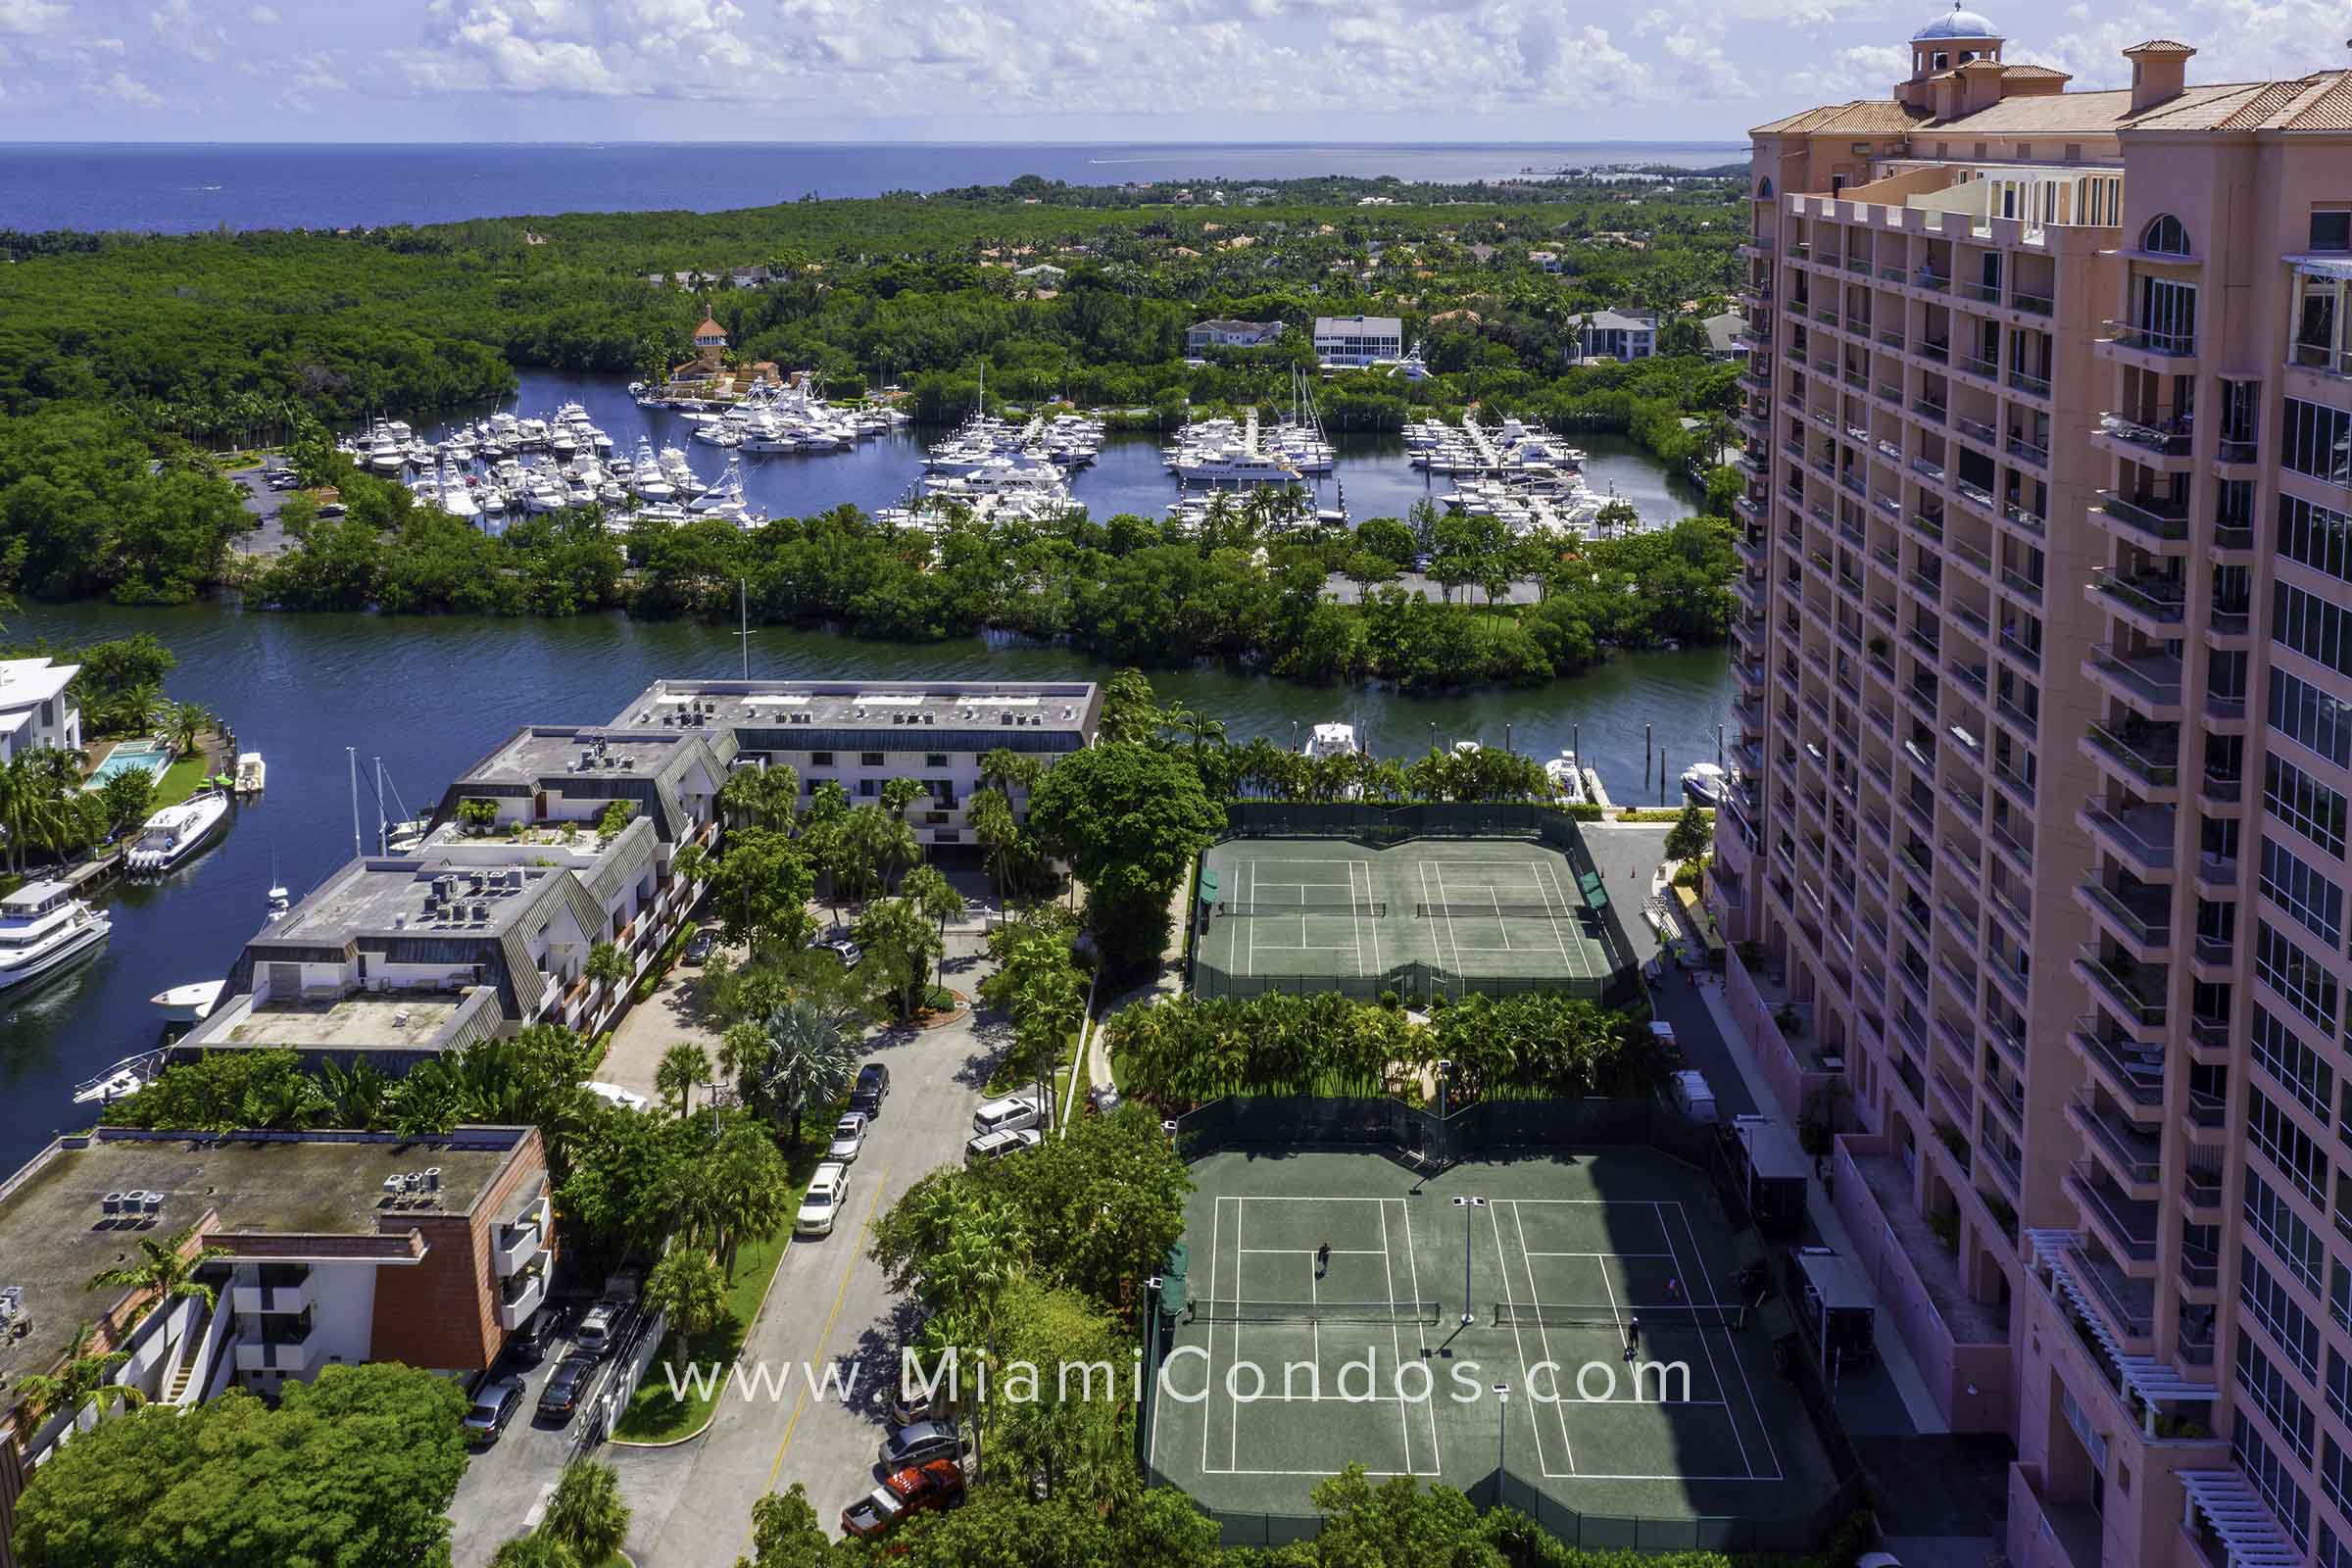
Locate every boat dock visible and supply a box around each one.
[1585,769,1613,808]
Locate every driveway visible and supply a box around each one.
[448,1310,612,1565]
[600,940,728,1112]
[612,924,1010,1566]
[224,465,299,558]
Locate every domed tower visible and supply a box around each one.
[1896,4,2006,110]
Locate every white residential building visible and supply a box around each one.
[1312,315,1405,368]
[0,658,79,762]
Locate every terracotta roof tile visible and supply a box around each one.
[2208,76,2327,130]
[2124,39,2195,54]
[2000,64,2071,79]
[2281,74,2352,131]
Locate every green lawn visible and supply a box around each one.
[149,753,216,808]
[611,1129,833,1444]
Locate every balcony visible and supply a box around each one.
[2007,368,2052,399]
[2082,802,2177,876]
[2068,1092,2162,1193]
[2101,319,2196,359]
[2005,433,2049,467]
[2011,289,2054,317]
[2082,722,2180,796]
[499,1263,549,1331]
[2072,1015,2166,1102]
[2074,945,2169,1030]
[235,1323,321,1375]
[1953,414,1996,447]
[495,1210,549,1278]
[2094,412,2193,460]
[2088,568,2186,627]
[2086,646,2183,717]
[2066,1161,2159,1266]
[2091,490,2189,547]
[2077,877,2172,952]
[1911,398,1947,425]
[230,1269,313,1316]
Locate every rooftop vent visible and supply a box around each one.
[921,711,936,724]
[393,913,407,930]
[472,901,490,922]
[423,1167,440,1192]
[0,1285,23,1327]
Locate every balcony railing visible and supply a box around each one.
[2096,413,2192,457]
[2012,290,2053,316]
[2008,368,2052,398]
[2073,1016,2166,1103]
[2068,1161,2159,1261]
[2088,645,2184,707]
[2103,320,2196,357]
[2084,722,2180,789]
[2094,491,2189,542]
[2080,878,2172,948]
[2084,803,2176,870]
[2090,569,2187,623]
[2073,1092,2162,1185]
[2075,947,2168,1026]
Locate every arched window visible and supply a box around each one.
[1757,177,1775,199]
[2142,214,2191,255]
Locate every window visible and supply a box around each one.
[2336,1261,2352,1335]
[2275,583,2352,677]
[808,752,833,767]
[2328,1437,2352,1521]
[2064,143,2083,161]
[2245,1248,2321,1379]
[923,753,949,769]
[2249,1168,2326,1294]
[2248,1079,2329,1206]
[2141,214,2191,255]
[2282,397,2352,485]
[2278,494,2352,585]
[2260,837,2344,944]
[2271,669,2352,769]
[2313,211,2352,253]
[858,779,877,798]
[858,752,885,767]
[2235,1419,2312,1549]
[2252,1005,2333,1120]
[2238,1326,2317,1464]
[2331,1348,2352,1428]
[1757,177,1774,198]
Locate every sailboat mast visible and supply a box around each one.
[374,757,387,856]
[347,747,361,860]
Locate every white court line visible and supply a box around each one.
[1202,1196,1222,1476]
[1363,859,1384,974]
[1236,1194,1400,1203]
[1510,1200,1582,1473]
[1485,879,1514,952]
[1524,1250,1680,1259]
[1396,1196,1440,1464]
[1429,862,1469,972]
[1228,1199,1245,1473]
[1348,860,1367,978]
[1488,1200,1559,1476]
[1646,1200,1755,1480]
[1667,1200,1782,1481]
[1241,1246,1388,1255]
[1375,1200,1420,1474]
[1534,858,1579,972]
[1245,861,1258,978]
[1212,1464,1428,1477]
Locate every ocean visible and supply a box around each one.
[0,142,1745,235]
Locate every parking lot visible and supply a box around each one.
[447,1300,621,1564]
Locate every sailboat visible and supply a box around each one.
[265,849,289,922]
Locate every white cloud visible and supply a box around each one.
[151,0,231,63]
[96,69,163,109]
[0,0,65,34]
[250,4,281,22]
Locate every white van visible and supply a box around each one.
[966,1127,1044,1164]
[971,1094,1045,1139]
[1671,1069,1718,1125]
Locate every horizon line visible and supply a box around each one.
[0,138,1750,151]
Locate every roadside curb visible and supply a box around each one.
[610,1229,800,1449]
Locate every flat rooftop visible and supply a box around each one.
[455,725,694,788]
[0,1126,529,1396]
[214,987,471,1050]
[612,678,1098,737]
[266,858,563,947]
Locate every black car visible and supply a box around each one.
[682,928,717,965]
[513,1304,563,1363]
[851,1062,890,1116]
[536,1352,600,1425]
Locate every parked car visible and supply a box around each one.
[683,927,717,965]
[850,1062,890,1116]
[574,1298,634,1358]
[888,1386,936,1427]
[536,1351,600,1424]
[798,1162,852,1238]
[513,1304,564,1363]
[819,937,863,968]
[971,1093,1045,1139]
[966,1127,1043,1164]
[879,1419,966,1469]
[829,1112,869,1163]
[463,1377,524,1446]
[841,1458,967,1539]
[1084,1084,1123,1118]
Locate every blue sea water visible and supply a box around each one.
[0,141,1744,234]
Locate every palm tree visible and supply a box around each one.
[85,1225,232,1315]
[163,701,213,761]
[749,999,860,1147]
[901,863,964,992]
[967,788,1018,906]
[655,1042,712,1119]
[14,1321,139,1432]
[978,748,1042,796]
[669,842,709,896]
[687,1123,793,1277]
[584,940,630,1007]
[1167,707,1227,755]
[879,776,923,821]
[543,1458,631,1566]
[641,1248,728,1366]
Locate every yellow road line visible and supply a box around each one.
[744,1163,891,1548]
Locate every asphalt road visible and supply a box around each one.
[612,927,1009,1565]
[448,1310,614,1564]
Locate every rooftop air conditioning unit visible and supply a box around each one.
[102,1193,123,1216]
[423,1167,440,1192]
[141,1193,164,1216]
[472,901,490,922]
[393,914,407,930]
[922,712,936,724]
[1002,712,1014,725]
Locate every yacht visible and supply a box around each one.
[1680,761,1729,807]
[124,789,231,875]
[1302,722,1359,760]
[151,978,226,1023]
[1544,750,1588,805]
[0,880,111,990]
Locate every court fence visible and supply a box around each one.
[1137,1093,1874,1554]
[1197,803,1643,1008]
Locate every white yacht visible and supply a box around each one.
[125,789,230,875]
[151,978,225,1023]
[0,880,111,990]
[1173,445,1302,486]
[1680,761,1729,807]
[1302,722,1360,760]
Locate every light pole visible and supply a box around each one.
[1435,1058,1452,1169]
[1494,1383,1510,1490]
[1452,1195,1488,1325]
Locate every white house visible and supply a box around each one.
[0,658,79,762]
[1312,315,1404,368]
[1574,311,1659,363]
[1185,318,1286,353]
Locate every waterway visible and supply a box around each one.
[0,422,1735,1167]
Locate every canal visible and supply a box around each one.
[0,388,1734,1166]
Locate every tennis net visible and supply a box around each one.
[1492,1302,1746,1332]
[1414,902,1584,919]
[1185,1298,1442,1325]
[1214,901,1389,918]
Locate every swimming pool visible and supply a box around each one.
[85,740,173,788]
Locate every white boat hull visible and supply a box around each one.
[152,978,226,1022]
[0,915,109,991]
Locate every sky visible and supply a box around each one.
[0,0,2341,143]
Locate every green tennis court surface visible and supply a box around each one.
[1147,1148,1842,1533]
[1195,836,1631,1000]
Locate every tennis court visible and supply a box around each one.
[1147,1149,1841,1532]
[1195,836,1631,999]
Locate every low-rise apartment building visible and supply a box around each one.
[0,1125,551,1565]
[1722,12,2352,1567]
[1312,315,1403,368]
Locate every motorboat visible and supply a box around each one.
[151,978,225,1023]
[1680,761,1729,807]
[73,1048,167,1105]
[125,789,231,874]
[1302,722,1359,760]
[234,752,266,796]
[1544,750,1587,804]
[0,880,111,990]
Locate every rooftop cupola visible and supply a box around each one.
[2122,38,2195,114]
[1898,5,2004,110]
